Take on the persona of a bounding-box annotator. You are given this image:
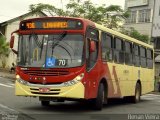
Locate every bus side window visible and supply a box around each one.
[147,49,153,68]
[86,27,99,40]
[140,46,147,68]
[86,27,99,71]
[101,32,113,61]
[125,41,133,65]
[133,44,140,67]
[114,37,124,63]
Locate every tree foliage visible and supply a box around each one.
[0,36,10,58]
[29,0,149,43]
[0,36,10,68]
[121,27,149,43]
[29,0,129,29]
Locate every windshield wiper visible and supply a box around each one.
[30,34,45,59]
[50,31,73,63]
[44,32,68,68]
[51,31,67,55]
[40,36,44,59]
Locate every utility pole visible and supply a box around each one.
[61,0,63,11]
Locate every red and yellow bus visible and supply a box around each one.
[10,17,154,110]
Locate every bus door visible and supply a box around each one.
[85,27,100,98]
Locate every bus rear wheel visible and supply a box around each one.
[126,83,141,103]
[91,83,104,110]
[133,83,141,103]
[41,101,50,106]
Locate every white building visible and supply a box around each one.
[0,12,47,68]
[124,0,160,42]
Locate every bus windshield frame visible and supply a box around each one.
[17,32,85,68]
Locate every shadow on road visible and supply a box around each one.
[22,98,151,113]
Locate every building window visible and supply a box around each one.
[138,9,151,23]
[126,11,137,23]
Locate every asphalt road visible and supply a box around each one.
[0,77,160,120]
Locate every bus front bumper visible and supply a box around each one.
[15,80,85,99]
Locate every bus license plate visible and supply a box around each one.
[39,88,50,93]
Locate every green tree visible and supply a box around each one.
[29,1,149,43]
[121,27,149,43]
[0,35,10,68]
[105,5,129,29]
[29,0,129,29]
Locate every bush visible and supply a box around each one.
[0,35,10,68]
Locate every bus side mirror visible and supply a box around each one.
[10,36,15,48]
[10,35,18,54]
[10,30,19,55]
[90,41,96,53]
[12,49,18,54]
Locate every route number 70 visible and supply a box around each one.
[58,59,67,66]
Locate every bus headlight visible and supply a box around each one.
[16,75,20,79]
[16,75,28,85]
[63,73,84,86]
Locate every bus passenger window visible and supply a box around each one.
[147,49,153,68]
[140,47,147,68]
[133,44,140,67]
[101,32,113,61]
[114,38,124,63]
[125,41,133,65]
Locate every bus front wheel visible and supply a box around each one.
[91,83,104,110]
[41,101,50,106]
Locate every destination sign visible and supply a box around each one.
[20,19,83,30]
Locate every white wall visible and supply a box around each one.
[124,23,152,36]
[1,13,46,68]
[126,0,149,7]
[124,0,155,38]
[152,0,160,37]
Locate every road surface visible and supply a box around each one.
[0,77,160,120]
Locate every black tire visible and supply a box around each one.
[92,83,105,110]
[128,83,141,103]
[41,101,50,106]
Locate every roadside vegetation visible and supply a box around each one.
[0,35,10,68]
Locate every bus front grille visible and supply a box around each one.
[31,92,60,95]
[23,70,69,76]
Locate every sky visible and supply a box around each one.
[0,0,125,23]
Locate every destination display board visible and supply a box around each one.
[20,19,83,30]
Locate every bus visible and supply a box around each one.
[10,17,154,110]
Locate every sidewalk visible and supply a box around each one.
[0,69,15,80]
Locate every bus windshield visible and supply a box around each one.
[17,33,84,68]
